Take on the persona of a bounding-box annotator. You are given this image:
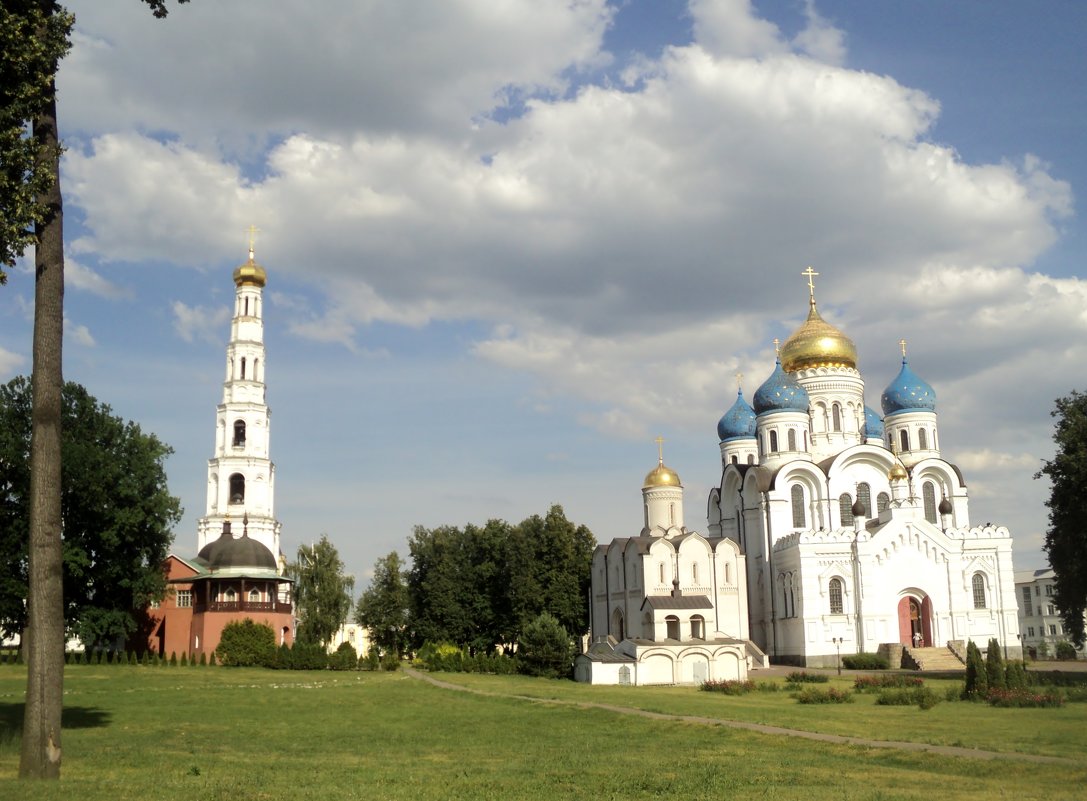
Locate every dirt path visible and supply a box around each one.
[404,668,1077,766]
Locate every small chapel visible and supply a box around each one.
[146,248,294,659]
[707,271,1020,667]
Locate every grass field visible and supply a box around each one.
[1,665,1085,800]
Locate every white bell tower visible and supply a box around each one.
[196,244,282,560]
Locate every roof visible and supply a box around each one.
[641,594,713,611]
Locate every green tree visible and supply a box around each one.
[355,552,409,657]
[985,638,1006,691]
[287,535,353,649]
[3,0,187,779]
[0,377,182,647]
[1037,391,1087,647]
[216,619,275,668]
[516,612,572,679]
[963,640,987,700]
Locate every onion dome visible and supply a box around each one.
[938,497,953,516]
[717,389,757,441]
[863,406,884,440]
[753,358,810,415]
[881,357,936,415]
[644,458,682,488]
[233,249,267,288]
[198,522,233,564]
[851,497,866,518]
[780,302,858,372]
[211,533,277,570]
[888,463,908,481]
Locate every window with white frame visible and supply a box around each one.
[176,590,192,608]
[829,578,844,615]
[971,573,986,609]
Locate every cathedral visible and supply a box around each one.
[580,272,1019,681]
[146,249,294,659]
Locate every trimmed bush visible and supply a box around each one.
[700,679,756,695]
[179,651,188,667]
[785,671,829,684]
[380,652,400,671]
[216,619,276,667]
[985,638,1006,691]
[331,642,358,670]
[841,653,889,670]
[963,640,987,700]
[876,687,941,709]
[199,652,207,666]
[987,688,1063,708]
[854,674,923,692]
[792,687,853,704]
[1004,660,1028,690]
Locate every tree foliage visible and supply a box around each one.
[216,619,275,668]
[516,612,572,678]
[963,640,987,700]
[0,377,182,646]
[355,552,409,657]
[287,535,353,648]
[1037,391,1087,647]
[985,638,1006,691]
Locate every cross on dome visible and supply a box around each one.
[802,266,819,306]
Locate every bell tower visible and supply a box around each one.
[196,244,281,560]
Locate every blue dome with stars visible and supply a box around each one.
[717,389,757,441]
[863,405,884,440]
[753,359,810,415]
[881,358,936,415]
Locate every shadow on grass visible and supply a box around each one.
[0,703,111,749]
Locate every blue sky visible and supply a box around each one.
[2,0,1084,590]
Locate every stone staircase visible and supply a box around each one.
[904,646,965,671]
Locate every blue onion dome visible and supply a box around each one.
[753,358,810,415]
[717,389,758,441]
[881,357,936,415]
[863,405,884,439]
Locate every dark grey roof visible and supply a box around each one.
[641,594,713,610]
[198,528,277,570]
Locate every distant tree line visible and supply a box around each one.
[355,505,595,657]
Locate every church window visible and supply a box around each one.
[724,562,731,584]
[240,357,246,379]
[839,494,854,526]
[791,485,805,528]
[731,454,738,464]
[1047,604,1055,615]
[857,483,872,517]
[788,577,796,618]
[900,429,910,452]
[747,454,755,465]
[918,428,928,450]
[769,430,779,452]
[253,358,259,381]
[1045,584,1053,596]
[787,430,797,451]
[691,562,699,584]
[1021,586,1033,617]
[1028,626,1035,637]
[248,588,261,603]
[665,615,680,640]
[233,419,246,447]
[781,578,789,617]
[244,297,249,316]
[832,403,842,432]
[669,502,675,525]
[229,473,245,504]
[1049,624,1057,635]
[612,609,625,641]
[923,482,937,523]
[690,615,705,639]
[829,578,844,614]
[224,587,236,603]
[176,590,192,608]
[659,562,666,585]
[972,573,987,609]
[877,492,890,514]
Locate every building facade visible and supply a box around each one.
[1015,567,1084,659]
[706,279,1020,667]
[147,249,294,659]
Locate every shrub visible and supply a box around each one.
[331,642,358,671]
[963,641,987,700]
[842,653,889,670]
[169,651,178,666]
[700,679,756,695]
[985,638,1006,691]
[1038,640,1050,660]
[141,651,149,666]
[1004,660,1028,690]
[217,619,276,667]
[854,674,923,692]
[79,650,88,665]
[987,688,1064,708]
[179,652,188,667]
[1061,687,1087,703]
[199,652,207,666]
[361,646,381,671]
[516,613,572,679]
[876,687,941,710]
[380,652,400,671]
[755,681,781,692]
[1055,641,1078,661]
[785,671,828,684]
[792,687,853,704]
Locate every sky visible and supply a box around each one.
[2,0,1084,592]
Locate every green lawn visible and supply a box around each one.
[1,665,1085,800]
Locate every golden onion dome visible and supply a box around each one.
[233,251,267,288]
[644,460,682,488]
[779,302,857,372]
[888,463,908,481]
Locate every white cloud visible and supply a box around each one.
[0,345,26,378]
[171,301,231,345]
[66,256,130,299]
[793,0,846,65]
[64,318,96,347]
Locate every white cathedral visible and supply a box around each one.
[578,275,1019,683]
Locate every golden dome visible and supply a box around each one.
[233,251,267,288]
[888,463,908,481]
[644,460,682,488]
[779,302,857,372]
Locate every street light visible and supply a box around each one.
[832,636,844,675]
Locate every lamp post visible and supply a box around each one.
[832,636,844,675]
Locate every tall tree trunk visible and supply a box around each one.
[19,80,65,780]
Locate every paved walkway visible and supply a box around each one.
[403,668,1077,766]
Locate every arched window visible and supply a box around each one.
[731,454,738,464]
[248,588,260,603]
[781,577,789,617]
[787,429,797,451]
[829,578,844,614]
[691,561,699,584]
[233,419,246,447]
[229,473,245,504]
[839,494,854,525]
[253,358,260,381]
[972,573,987,609]
[923,482,937,523]
[791,485,806,528]
[244,297,249,316]
[918,428,928,450]
[832,403,842,432]
[857,483,872,517]
[223,587,236,602]
[747,454,755,465]
[665,615,680,640]
[877,492,890,514]
[240,356,246,380]
[769,430,779,452]
[658,562,666,585]
[724,562,731,584]
[690,615,705,639]
[612,609,625,641]
[900,429,910,452]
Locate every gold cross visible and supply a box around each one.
[655,435,664,464]
[773,337,780,356]
[735,371,743,391]
[899,339,908,358]
[802,266,819,304]
[246,225,261,258]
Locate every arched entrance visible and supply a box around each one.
[897,594,933,647]
[611,608,625,641]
